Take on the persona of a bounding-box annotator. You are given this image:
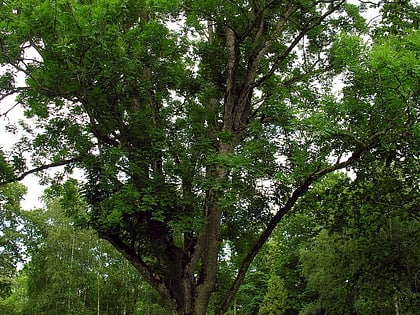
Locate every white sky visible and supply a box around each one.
[1,55,47,210]
[0,94,46,210]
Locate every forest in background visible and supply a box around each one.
[1,0,419,314]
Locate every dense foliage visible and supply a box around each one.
[0,183,35,299]
[248,164,420,315]
[1,0,419,314]
[0,198,164,315]
[23,200,147,315]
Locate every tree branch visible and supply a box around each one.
[216,143,368,315]
[98,232,177,312]
[0,157,82,186]
[0,101,20,119]
[242,3,296,95]
[252,0,345,89]
[0,87,27,103]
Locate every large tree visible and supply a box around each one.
[0,1,418,314]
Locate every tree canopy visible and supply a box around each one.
[1,0,419,314]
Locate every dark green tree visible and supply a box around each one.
[246,160,419,315]
[1,1,418,314]
[299,164,420,315]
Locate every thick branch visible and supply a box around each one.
[239,0,280,40]
[224,27,241,131]
[98,232,177,313]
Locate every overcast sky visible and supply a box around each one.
[1,62,46,210]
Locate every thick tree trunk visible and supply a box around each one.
[193,190,222,314]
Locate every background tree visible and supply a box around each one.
[236,174,342,315]
[258,274,287,315]
[1,1,418,314]
[295,22,420,315]
[0,272,28,315]
[239,161,419,315]
[299,163,420,314]
[22,197,156,315]
[0,181,29,298]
